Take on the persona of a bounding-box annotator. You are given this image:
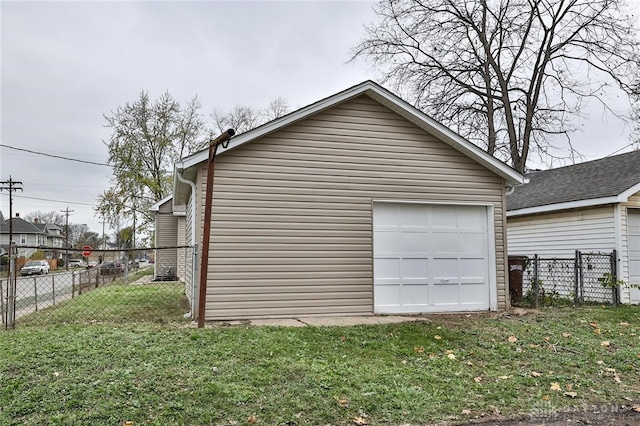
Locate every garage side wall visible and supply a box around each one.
[155,201,178,280]
[201,95,506,319]
[620,192,640,303]
[507,206,616,258]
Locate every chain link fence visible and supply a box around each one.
[509,251,618,307]
[1,246,194,328]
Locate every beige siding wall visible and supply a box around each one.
[200,95,507,319]
[155,201,178,278]
[620,192,640,302]
[507,206,616,257]
[177,216,186,281]
[184,194,195,307]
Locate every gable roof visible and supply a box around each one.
[150,195,173,212]
[0,217,43,234]
[507,150,640,216]
[174,80,525,204]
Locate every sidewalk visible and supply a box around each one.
[216,315,429,327]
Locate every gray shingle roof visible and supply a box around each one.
[507,150,640,211]
[0,217,42,234]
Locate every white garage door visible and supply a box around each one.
[628,210,640,302]
[373,202,491,313]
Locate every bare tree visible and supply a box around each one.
[351,0,640,172]
[211,98,290,135]
[23,211,65,226]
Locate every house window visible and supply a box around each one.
[20,234,27,244]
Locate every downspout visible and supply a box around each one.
[505,184,516,196]
[198,129,235,328]
[176,168,198,319]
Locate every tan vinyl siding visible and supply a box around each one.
[155,201,178,278]
[507,206,616,257]
[184,195,195,306]
[201,95,507,319]
[177,216,186,281]
[620,192,640,302]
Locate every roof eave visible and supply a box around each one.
[174,81,525,187]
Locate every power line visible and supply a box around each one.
[0,144,113,167]
[0,192,97,207]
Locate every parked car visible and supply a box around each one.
[87,261,98,269]
[68,259,87,268]
[98,261,124,275]
[21,260,50,276]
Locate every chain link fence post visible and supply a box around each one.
[533,254,539,308]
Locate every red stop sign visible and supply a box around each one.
[82,245,93,257]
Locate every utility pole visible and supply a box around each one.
[60,207,74,271]
[0,176,23,329]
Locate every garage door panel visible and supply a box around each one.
[431,282,459,305]
[401,258,428,278]
[402,284,429,305]
[374,285,401,307]
[432,232,458,252]
[374,202,491,313]
[401,204,428,227]
[431,258,458,279]
[376,231,401,253]
[402,232,429,252]
[460,283,489,304]
[374,258,401,281]
[458,207,487,229]
[459,258,486,278]
[459,233,486,254]
[432,206,458,228]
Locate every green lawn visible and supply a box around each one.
[0,301,638,425]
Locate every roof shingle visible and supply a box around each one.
[507,150,640,211]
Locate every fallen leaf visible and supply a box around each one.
[498,375,513,380]
[53,372,60,377]
[562,332,572,338]
[564,391,578,398]
[467,361,474,366]
[590,321,599,328]
[515,347,523,353]
[447,353,456,360]
[124,422,134,426]
[508,335,518,343]
[605,368,617,373]
[550,382,561,391]
[614,374,622,383]
[566,384,573,391]
[434,335,442,340]
[474,376,483,383]
[542,395,550,400]
[543,336,550,341]
[353,416,368,425]
[596,360,605,365]
[601,341,610,347]
[338,398,349,408]
[632,405,640,413]
[461,409,471,415]
[414,346,425,353]
[340,336,346,342]
[247,415,258,424]
[594,328,602,334]
[620,322,630,326]
[531,371,542,377]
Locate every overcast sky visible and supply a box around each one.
[1,0,639,239]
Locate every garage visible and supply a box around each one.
[373,202,493,313]
[629,210,640,296]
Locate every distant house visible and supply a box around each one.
[150,196,186,282]
[171,80,525,321]
[506,150,640,304]
[0,213,64,258]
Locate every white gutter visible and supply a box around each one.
[175,167,198,319]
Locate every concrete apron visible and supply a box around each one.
[228,316,428,327]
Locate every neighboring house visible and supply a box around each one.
[506,150,640,304]
[31,220,64,258]
[150,196,187,282]
[0,213,62,258]
[172,80,525,321]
